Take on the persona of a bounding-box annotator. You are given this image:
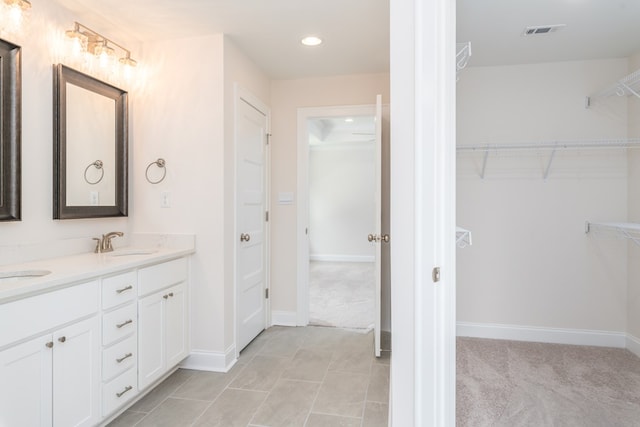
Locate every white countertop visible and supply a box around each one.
[0,246,195,304]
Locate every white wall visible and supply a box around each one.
[0,2,131,265]
[269,73,390,315]
[627,52,640,343]
[457,59,629,333]
[309,143,375,261]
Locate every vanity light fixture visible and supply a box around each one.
[2,0,31,31]
[65,22,138,69]
[301,36,323,46]
[3,0,31,10]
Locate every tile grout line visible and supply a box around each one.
[302,348,333,426]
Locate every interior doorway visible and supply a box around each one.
[306,114,377,329]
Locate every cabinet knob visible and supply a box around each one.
[45,342,53,348]
[163,294,169,299]
[168,292,174,298]
[58,336,66,343]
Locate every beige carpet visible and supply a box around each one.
[457,337,640,426]
[309,261,375,329]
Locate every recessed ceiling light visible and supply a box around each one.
[301,36,322,46]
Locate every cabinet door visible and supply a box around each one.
[0,334,53,427]
[53,316,100,427]
[165,283,188,368]
[138,292,165,390]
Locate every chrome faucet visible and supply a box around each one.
[93,231,124,253]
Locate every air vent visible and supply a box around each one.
[523,24,566,36]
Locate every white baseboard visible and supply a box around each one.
[271,310,298,327]
[627,334,640,357]
[457,321,627,348]
[181,345,236,373]
[310,254,374,263]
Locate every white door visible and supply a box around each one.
[53,316,99,427]
[373,94,383,357]
[236,90,269,352]
[0,334,53,427]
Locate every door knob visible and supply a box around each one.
[240,233,251,242]
[368,234,376,242]
[381,234,390,243]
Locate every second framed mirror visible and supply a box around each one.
[53,64,128,219]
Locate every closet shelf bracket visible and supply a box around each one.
[456,42,472,80]
[585,221,640,247]
[456,227,473,248]
[587,68,640,107]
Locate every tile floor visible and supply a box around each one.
[108,326,390,427]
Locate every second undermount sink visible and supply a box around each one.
[108,249,157,257]
[0,269,52,283]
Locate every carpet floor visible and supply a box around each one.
[309,261,374,329]
[457,337,640,426]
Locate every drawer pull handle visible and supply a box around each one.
[45,342,54,348]
[116,385,133,398]
[116,285,133,294]
[58,336,66,343]
[116,352,133,363]
[116,319,133,329]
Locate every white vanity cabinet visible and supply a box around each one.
[137,258,189,390]
[100,271,138,416]
[0,281,100,427]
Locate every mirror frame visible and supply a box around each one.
[0,39,21,221]
[53,64,128,219]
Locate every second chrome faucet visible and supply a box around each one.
[93,231,124,253]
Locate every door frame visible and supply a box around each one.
[390,0,457,424]
[296,104,378,327]
[234,84,271,358]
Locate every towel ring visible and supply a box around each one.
[145,158,167,184]
[84,160,104,185]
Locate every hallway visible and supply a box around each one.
[108,326,389,426]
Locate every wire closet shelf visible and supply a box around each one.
[587,67,640,106]
[585,222,640,247]
[456,227,472,248]
[457,138,640,179]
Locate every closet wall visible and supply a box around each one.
[457,58,633,340]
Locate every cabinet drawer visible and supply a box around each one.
[138,257,188,297]
[102,303,136,346]
[102,271,137,310]
[0,281,99,349]
[102,335,136,382]
[102,367,137,417]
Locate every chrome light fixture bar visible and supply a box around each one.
[65,21,137,67]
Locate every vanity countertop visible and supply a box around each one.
[0,246,195,304]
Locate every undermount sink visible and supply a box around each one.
[108,249,157,257]
[0,269,52,283]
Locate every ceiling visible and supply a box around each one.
[458,0,640,67]
[51,0,640,80]
[52,0,390,80]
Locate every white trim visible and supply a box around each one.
[457,322,627,348]
[627,333,640,357]
[181,346,237,373]
[271,310,298,327]
[309,254,375,263]
[297,104,378,327]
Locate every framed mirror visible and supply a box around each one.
[53,64,128,219]
[0,38,21,221]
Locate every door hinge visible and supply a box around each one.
[432,267,441,283]
[266,133,272,145]
[265,211,269,222]
[265,288,269,299]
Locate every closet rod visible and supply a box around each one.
[457,138,640,153]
